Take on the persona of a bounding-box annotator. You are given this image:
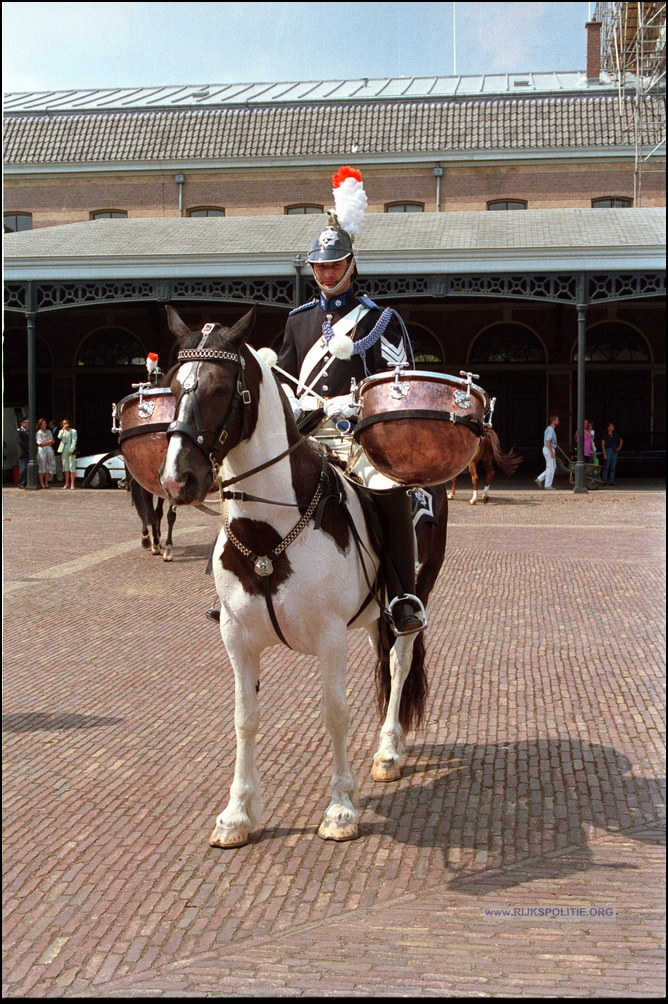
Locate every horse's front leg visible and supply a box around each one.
[151,497,164,554]
[317,634,360,842]
[371,633,416,781]
[210,646,262,849]
[162,504,177,562]
[469,460,479,505]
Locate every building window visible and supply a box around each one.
[91,210,128,220]
[188,207,225,217]
[592,197,632,208]
[487,201,527,211]
[4,213,33,233]
[574,322,651,362]
[470,324,545,363]
[406,324,443,367]
[385,203,424,213]
[285,206,324,215]
[77,328,146,367]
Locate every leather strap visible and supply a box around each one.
[119,422,171,442]
[353,409,486,440]
[261,577,293,649]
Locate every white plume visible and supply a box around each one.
[329,333,355,360]
[333,177,367,237]
[257,347,278,368]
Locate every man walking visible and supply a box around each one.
[16,418,29,488]
[601,422,623,486]
[535,415,559,490]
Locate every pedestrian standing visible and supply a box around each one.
[58,419,78,489]
[16,418,29,488]
[535,415,559,490]
[575,419,595,464]
[48,420,64,481]
[36,417,56,488]
[601,422,623,486]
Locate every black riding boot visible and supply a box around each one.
[370,486,426,634]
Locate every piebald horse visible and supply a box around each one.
[160,306,447,848]
[447,428,522,504]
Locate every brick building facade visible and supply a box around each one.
[3,66,665,476]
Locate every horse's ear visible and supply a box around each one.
[225,305,257,349]
[165,305,193,343]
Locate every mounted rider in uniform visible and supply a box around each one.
[277,167,426,636]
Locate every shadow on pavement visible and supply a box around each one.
[2,712,125,732]
[359,738,664,892]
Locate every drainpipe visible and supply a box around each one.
[174,174,186,217]
[292,254,305,308]
[433,164,444,212]
[573,274,589,494]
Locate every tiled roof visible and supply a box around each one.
[2,73,619,113]
[5,209,664,258]
[4,95,664,164]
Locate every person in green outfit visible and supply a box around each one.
[58,419,78,489]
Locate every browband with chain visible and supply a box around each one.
[177,348,242,364]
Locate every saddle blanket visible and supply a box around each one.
[411,487,439,531]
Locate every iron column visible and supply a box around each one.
[26,308,38,490]
[573,275,588,494]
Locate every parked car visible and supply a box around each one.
[75,452,126,489]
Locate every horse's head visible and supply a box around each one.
[160,305,258,504]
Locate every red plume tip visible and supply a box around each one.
[147,352,159,361]
[332,166,363,188]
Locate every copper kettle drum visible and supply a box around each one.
[115,387,175,497]
[353,369,490,486]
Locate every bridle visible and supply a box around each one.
[166,325,253,479]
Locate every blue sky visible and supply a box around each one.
[4,2,593,92]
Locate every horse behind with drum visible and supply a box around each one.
[159,306,449,848]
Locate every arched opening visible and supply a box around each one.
[406,323,443,369]
[469,323,546,457]
[573,322,652,451]
[75,327,147,454]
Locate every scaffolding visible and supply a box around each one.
[595,2,666,205]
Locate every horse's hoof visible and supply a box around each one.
[371,760,402,782]
[141,536,151,550]
[151,546,161,555]
[469,498,477,505]
[209,824,249,848]
[447,492,454,500]
[162,548,173,562]
[482,496,490,504]
[318,818,360,842]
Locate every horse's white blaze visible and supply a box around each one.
[189,348,420,844]
[162,362,198,494]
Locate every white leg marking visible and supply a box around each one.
[371,633,416,782]
[210,649,262,848]
[317,634,360,841]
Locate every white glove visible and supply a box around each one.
[324,394,359,420]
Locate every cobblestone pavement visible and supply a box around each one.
[3,486,665,997]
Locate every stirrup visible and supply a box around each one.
[205,605,221,622]
[387,594,428,637]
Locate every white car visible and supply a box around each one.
[75,452,127,489]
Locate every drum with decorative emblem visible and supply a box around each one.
[353,370,491,486]
[115,387,175,497]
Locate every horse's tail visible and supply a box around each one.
[487,428,523,477]
[375,618,429,732]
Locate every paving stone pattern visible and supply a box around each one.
[2,487,665,997]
